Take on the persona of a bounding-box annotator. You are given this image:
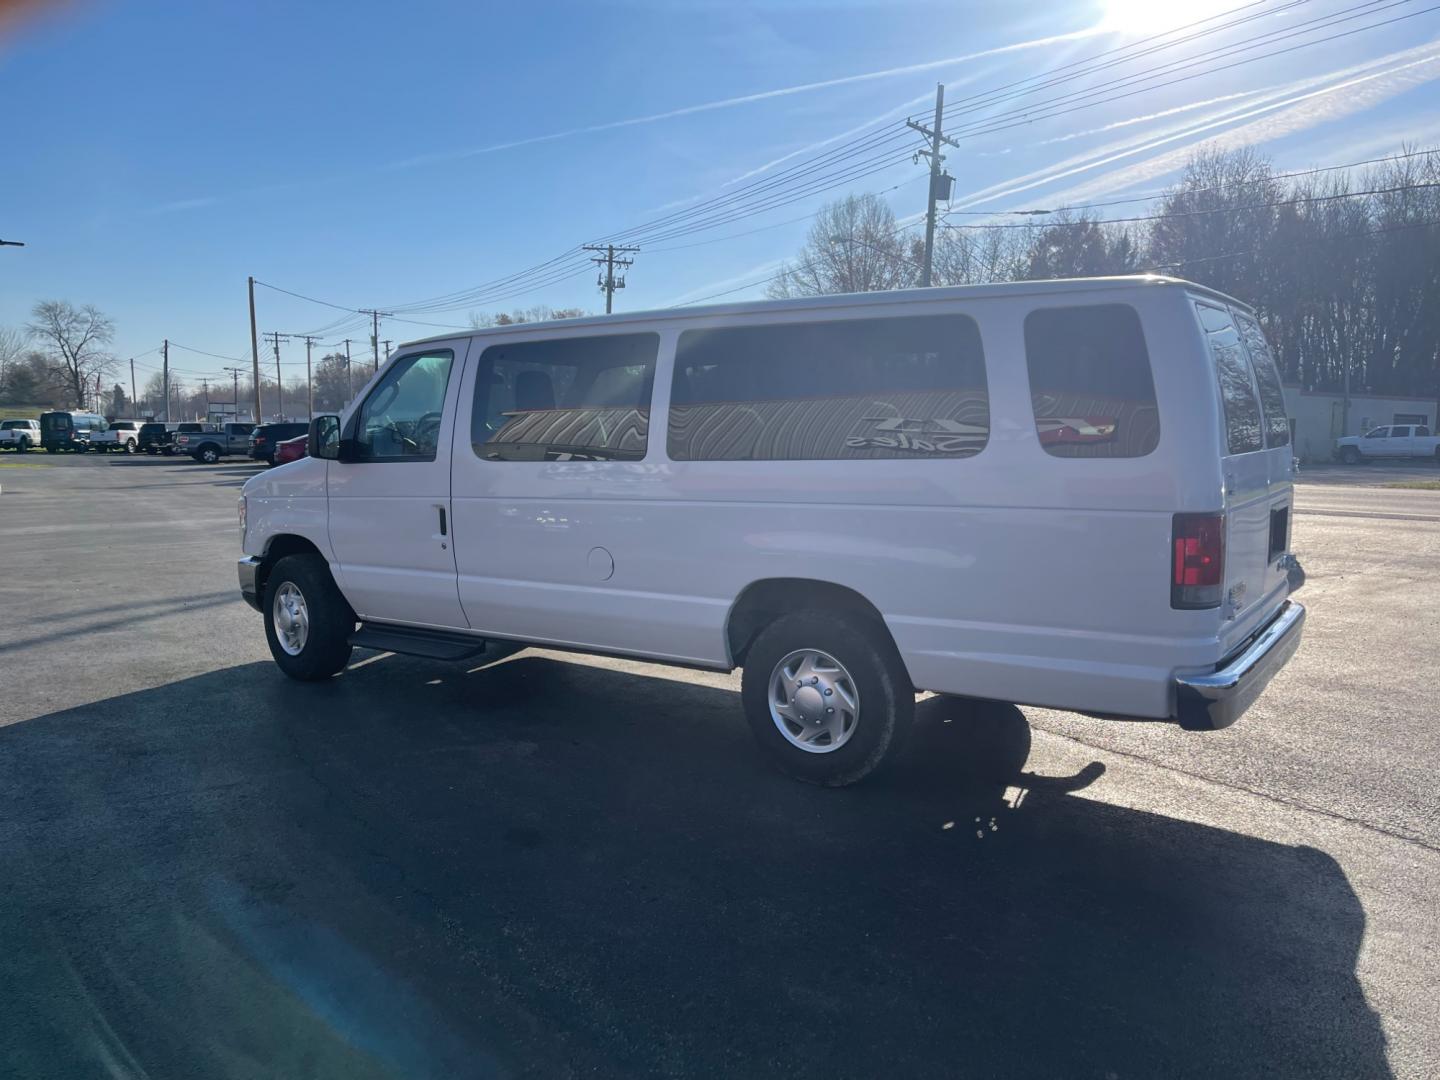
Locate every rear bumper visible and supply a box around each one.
[238,556,262,612]
[1174,600,1306,730]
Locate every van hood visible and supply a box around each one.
[243,454,326,500]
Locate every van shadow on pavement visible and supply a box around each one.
[0,654,1389,1079]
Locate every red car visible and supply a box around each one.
[273,433,308,465]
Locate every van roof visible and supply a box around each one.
[397,275,1251,349]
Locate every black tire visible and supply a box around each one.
[262,554,354,680]
[45,446,56,454]
[16,437,28,453]
[125,438,137,453]
[197,444,221,464]
[1339,446,1361,465]
[740,610,913,786]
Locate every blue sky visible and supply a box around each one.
[3,0,1439,387]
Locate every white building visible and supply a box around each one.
[1282,384,1436,462]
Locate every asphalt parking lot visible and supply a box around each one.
[1,453,1437,1079]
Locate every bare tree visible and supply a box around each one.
[0,326,28,391]
[767,194,916,297]
[469,305,590,329]
[27,301,116,410]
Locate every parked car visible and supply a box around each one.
[137,421,171,454]
[250,422,309,465]
[175,422,255,464]
[89,420,142,453]
[1334,424,1440,463]
[273,433,308,466]
[39,411,107,452]
[239,276,1306,786]
[0,418,39,452]
[164,422,204,456]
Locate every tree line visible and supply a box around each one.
[0,302,593,419]
[769,147,1440,398]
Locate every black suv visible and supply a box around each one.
[137,421,170,454]
[249,422,309,465]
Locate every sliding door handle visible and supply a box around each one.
[435,504,448,536]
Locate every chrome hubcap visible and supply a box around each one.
[272,582,309,656]
[768,649,859,753]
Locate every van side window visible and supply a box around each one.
[471,332,657,462]
[1233,311,1290,448]
[1023,304,1159,458]
[351,349,455,462]
[1196,302,1263,455]
[667,314,988,461]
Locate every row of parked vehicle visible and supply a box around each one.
[0,412,310,466]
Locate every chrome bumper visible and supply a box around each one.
[238,556,262,612]
[1174,600,1306,730]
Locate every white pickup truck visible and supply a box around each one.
[0,418,39,451]
[1335,424,1440,464]
[89,420,142,453]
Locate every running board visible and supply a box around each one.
[350,622,489,661]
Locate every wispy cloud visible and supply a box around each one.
[143,196,219,215]
[951,40,1440,210]
[1032,88,1273,147]
[387,27,1106,171]
[662,256,789,306]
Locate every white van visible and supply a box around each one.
[237,276,1305,785]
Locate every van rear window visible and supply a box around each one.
[1197,302,1264,455]
[1233,311,1290,448]
[667,314,988,461]
[1023,304,1159,458]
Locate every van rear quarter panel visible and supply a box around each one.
[450,284,1230,718]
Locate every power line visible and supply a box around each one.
[1152,212,1440,267]
[940,180,1440,229]
[947,146,1440,215]
[938,1,1440,146]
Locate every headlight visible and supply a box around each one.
[237,495,247,549]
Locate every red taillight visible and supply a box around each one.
[1172,513,1224,609]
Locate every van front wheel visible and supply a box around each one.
[263,554,354,680]
[741,611,913,786]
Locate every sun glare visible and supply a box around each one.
[1100,0,1236,36]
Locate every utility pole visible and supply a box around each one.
[906,83,958,288]
[129,358,137,416]
[248,276,263,422]
[299,335,320,418]
[359,309,391,373]
[1342,354,1352,438]
[202,378,210,420]
[266,331,291,419]
[583,244,639,314]
[223,366,243,421]
[343,339,354,399]
[162,338,170,422]
[382,339,392,363]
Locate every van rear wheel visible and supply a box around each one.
[741,611,913,786]
[263,554,354,680]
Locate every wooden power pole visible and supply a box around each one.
[906,83,958,287]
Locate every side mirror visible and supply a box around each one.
[310,415,341,460]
